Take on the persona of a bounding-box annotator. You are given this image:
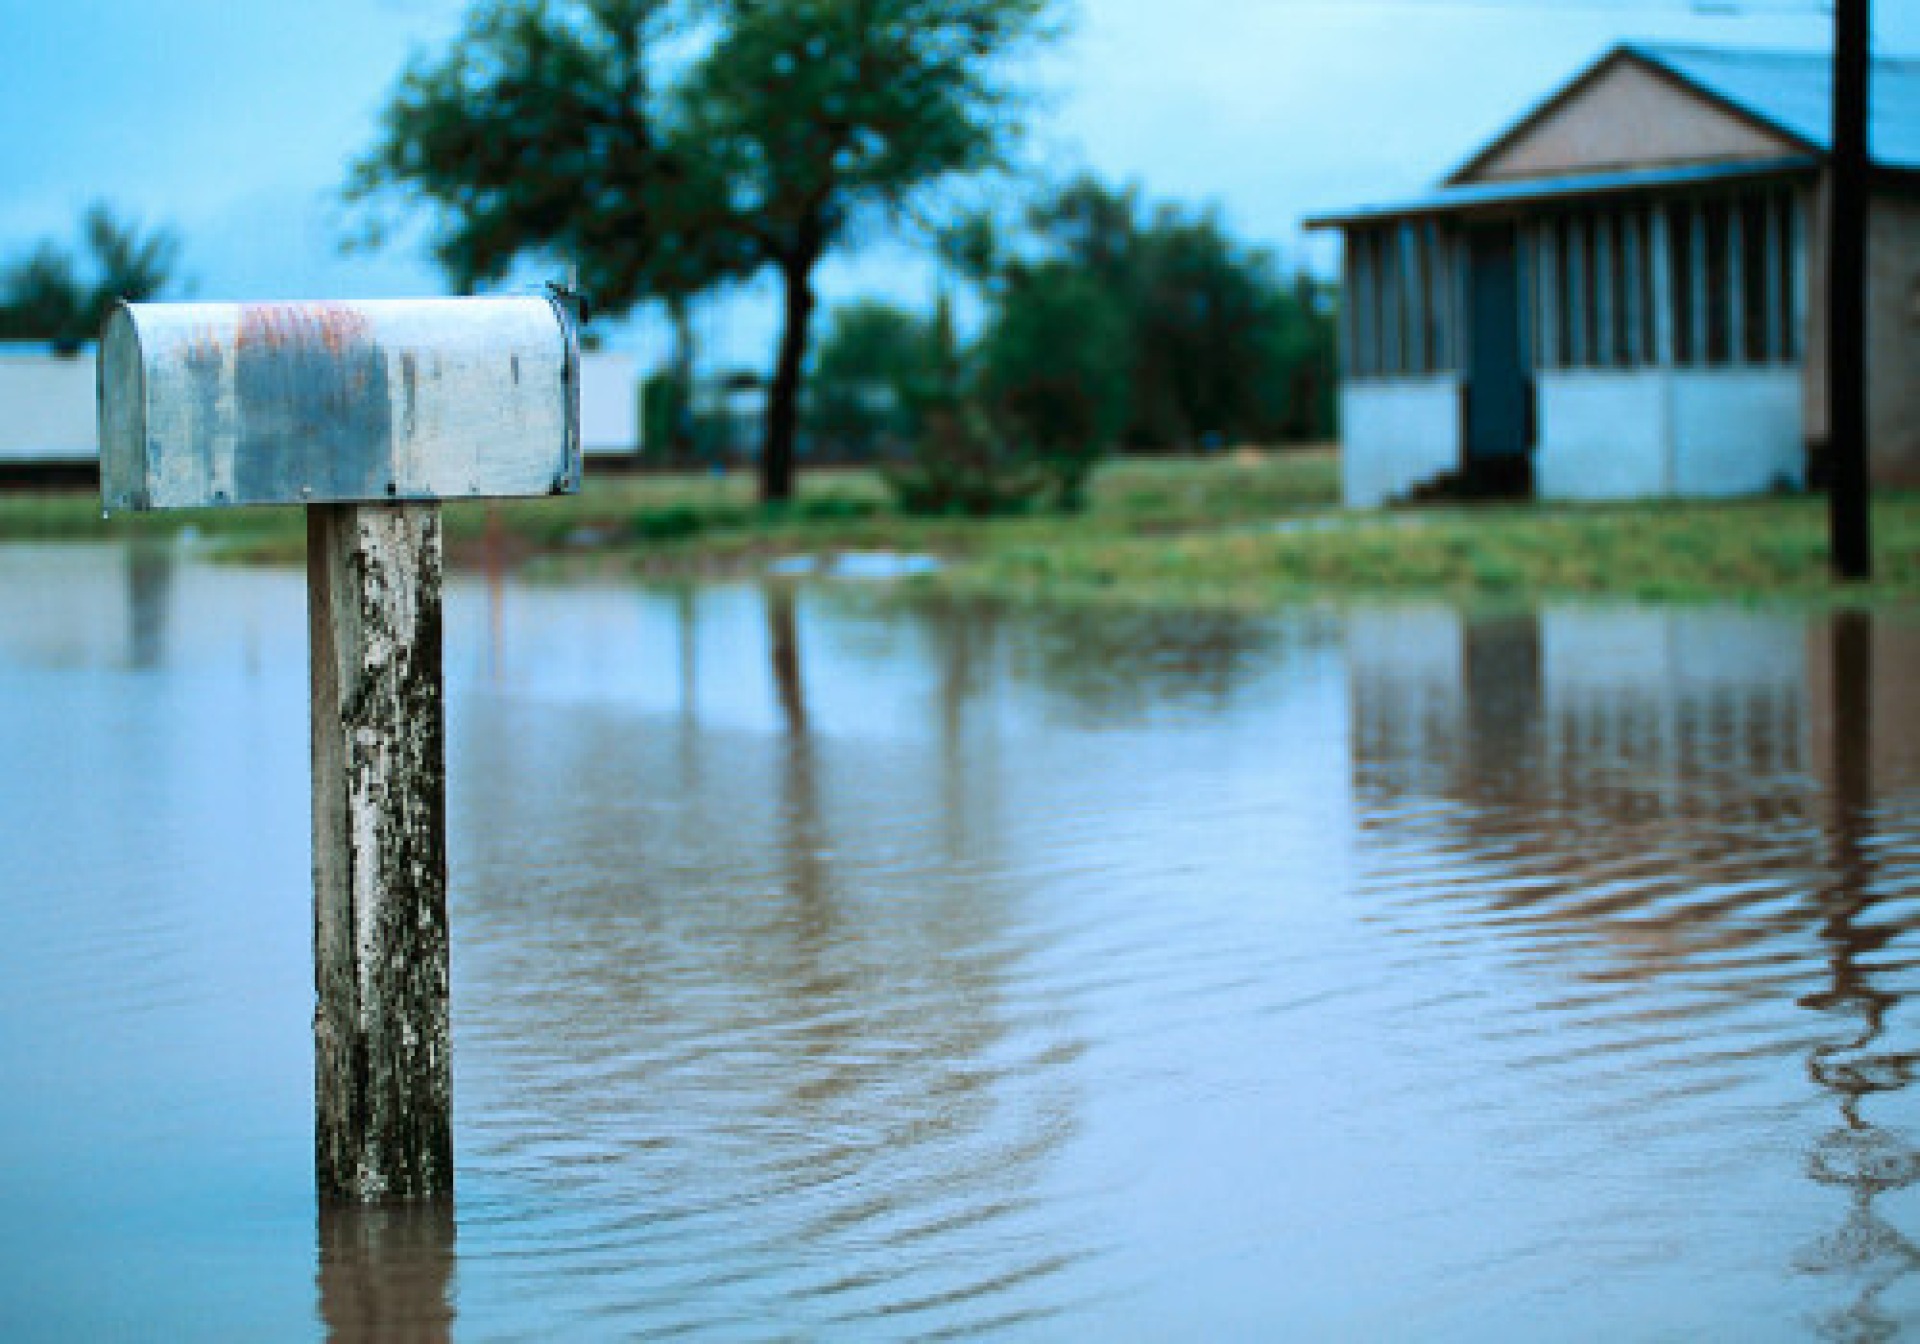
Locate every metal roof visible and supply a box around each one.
[1306,43,1920,230]
[1303,156,1816,230]
[1631,43,1920,170]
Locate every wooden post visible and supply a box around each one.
[309,502,453,1202]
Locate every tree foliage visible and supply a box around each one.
[805,300,942,460]
[993,175,1338,451]
[976,261,1129,504]
[348,1,748,309]
[691,0,1054,500]
[350,0,1058,502]
[884,177,1336,515]
[0,204,179,349]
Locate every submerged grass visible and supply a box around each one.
[3,448,1916,606]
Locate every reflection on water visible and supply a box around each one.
[1800,614,1920,1343]
[126,537,174,669]
[1348,603,1920,1335]
[448,602,1095,1335]
[316,1203,456,1344]
[1,545,1919,1339]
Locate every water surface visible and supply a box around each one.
[2,542,1918,1339]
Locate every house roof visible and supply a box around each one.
[1306,42,1920,230]
[1445,43,1920,185]
[1631,43,1920,170]
[1303,156,1816,230]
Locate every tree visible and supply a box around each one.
[805,300,941,459]
[351,0,1058,503]
[1257,271,1339,444]
[352,2,712,302]
[0,245,86,347]
[0,204,179,350]
[999,175,1338,451]
[888,177,1337,515]
[1128,207,1290,449]
[675,0,1056,500]
[977,261,1129,504]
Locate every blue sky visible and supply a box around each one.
[2,0,1915,371]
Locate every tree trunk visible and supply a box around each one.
[667,294,696,465]
[761,248,820,503]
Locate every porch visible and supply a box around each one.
[1320,161,1814,506]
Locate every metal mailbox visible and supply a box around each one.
[99,296,580,511]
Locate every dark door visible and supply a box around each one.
[1464,226,1532,468]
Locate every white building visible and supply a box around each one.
[1307,44,1920,507]
[0,345,98,467]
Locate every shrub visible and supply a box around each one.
[883,399,1050,516]
[794,494,880,522]
[977,263,1128,508]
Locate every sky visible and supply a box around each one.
[2,0,1916,372]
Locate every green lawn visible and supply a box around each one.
[960,492,1920,608]
[4,449,1916,607]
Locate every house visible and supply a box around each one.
[1305,43,1920,507]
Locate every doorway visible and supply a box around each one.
[1463,226,1534,493]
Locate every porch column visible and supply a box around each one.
[1649,205,1677,494]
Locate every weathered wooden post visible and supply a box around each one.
[99,297,579,1201]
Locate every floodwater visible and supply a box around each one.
[3,541,1919,1341]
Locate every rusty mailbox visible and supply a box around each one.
[99,296,579,511]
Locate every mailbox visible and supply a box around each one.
[99,296,580,511]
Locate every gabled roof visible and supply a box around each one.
[1637,43,1920,169]
[1448,42,1920,185]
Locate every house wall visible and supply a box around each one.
[1468,59,1795,183]
[1802,175,1829,446]
[1798,180,1920,487]
[1868,192,1920,487]
[1535,371,1668,498]
[1668,367,1804,494]
[1534,367,1800,500]
[0,351,98,463]
[1340,377,1460,506]
[1343,296,1806,506]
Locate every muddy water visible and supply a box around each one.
[2,542,1918,1340]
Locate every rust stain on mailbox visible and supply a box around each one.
[99,296,580,511]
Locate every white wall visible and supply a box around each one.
[1535,366,1803,500]
[1669,368,1803,496]
[1535,372,1667,499]
[0,345,645,465]
[0,350,97,463]
[1340,377,1460,507]
[579,352,638,457]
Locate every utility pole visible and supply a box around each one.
[1827,0,1871,580]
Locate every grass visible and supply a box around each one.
[3,447,1916,607]
[959,494,1920,608]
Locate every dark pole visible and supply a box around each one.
[1827,0,1871,580]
